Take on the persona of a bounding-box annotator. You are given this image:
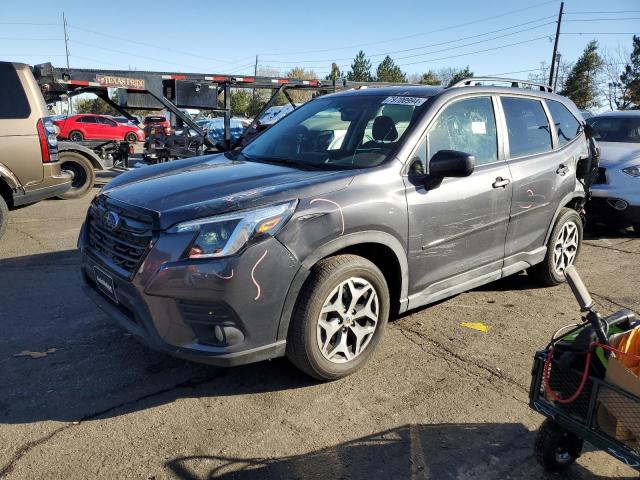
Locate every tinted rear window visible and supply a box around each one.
[501,97,552,158]
[546,100,581,146]
[145,116,166,122]
[0,63,31,119]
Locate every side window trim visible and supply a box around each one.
[500,95,555,161]
[403,94,506,174]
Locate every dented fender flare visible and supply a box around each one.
[543,191,586,245]
[275,231,409,341]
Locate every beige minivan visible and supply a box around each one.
[0,61,71,238]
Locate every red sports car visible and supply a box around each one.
[55,114,145,143]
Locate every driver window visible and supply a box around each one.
[427,96,498,167]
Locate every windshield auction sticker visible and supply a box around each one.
[382,96,428,106]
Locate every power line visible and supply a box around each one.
[397,35,551,67]
[0,21,59,26]
[565,17,640,22]
[565,11,640,14]
[67,24,253,70]
[0,37,63,40]
[563,32,640,35]
[258,0,557,56]
[260,16,556,65]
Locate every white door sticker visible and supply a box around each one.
[382,96,428,106]
[471,121,487,135]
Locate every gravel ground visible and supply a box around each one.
[1,189,638,479]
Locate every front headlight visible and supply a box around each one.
[170,201,297,258]
[622,165,640,177]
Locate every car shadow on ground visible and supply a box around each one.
[165,423,632,480]
[0,250,316,426]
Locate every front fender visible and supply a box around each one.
[275,230,410,341]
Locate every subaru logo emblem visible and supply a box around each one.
[103,211,120,231]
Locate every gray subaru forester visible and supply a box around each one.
[79,79,596,380]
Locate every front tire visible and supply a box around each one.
[57,152,95,199]
[531,208,583,286]
[286,254,390,381]
[534,419,583,472]
[0,195,8,239]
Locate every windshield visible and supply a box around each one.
[587,116,640,143]
[242,94,431,169]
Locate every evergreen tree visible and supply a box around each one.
[618,35,640,109]
[560,40,603,110]
[326,63,341,81]
[418,70,440,85]
[230,90,251,116]
[375,56,407,83]
[347,51,372,82]
[448,66,473,87]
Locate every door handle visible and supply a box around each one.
[492,177,511,189]
[556,164,569,175]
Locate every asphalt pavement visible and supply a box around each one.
[1,189,639,479]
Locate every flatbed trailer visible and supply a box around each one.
[33,63,386,152]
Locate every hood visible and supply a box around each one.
[101,154,353,230]
[597,142,640,168]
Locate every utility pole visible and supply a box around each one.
[548,1,564,87]
[62,12,70,68]
[62,12,71,114]
[553,53,562,91]
[252,54,259,105]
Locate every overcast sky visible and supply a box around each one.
[1,0,638,78]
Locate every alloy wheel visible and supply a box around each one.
[553,221,579,275]
[316,277,379,363]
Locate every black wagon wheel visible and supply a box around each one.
[534,419,583,472]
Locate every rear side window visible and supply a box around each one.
[501,97,552,158]
[0,63,31,119]
[98,117,117,126]
[546,100,581,146]
[78,116,97,123]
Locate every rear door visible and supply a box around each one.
[81,116,101,139]
[0,62,45,186]
[500,96,580,262]
[405,95,512,305]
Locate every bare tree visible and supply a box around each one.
[601,45,631,110]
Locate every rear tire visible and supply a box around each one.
[57,152,95,199]
[125,132,138,143]
[534,419,583,472]
[69,131,84,142]
[530,208,583,286]
[633,223,640,236]
[286,254,390,381]
[0,195,8,239]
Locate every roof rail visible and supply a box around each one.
[449,77,553,93]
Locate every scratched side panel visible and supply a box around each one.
[277,162,409,269]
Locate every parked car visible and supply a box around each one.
[55,114,144,143]
[586,111,640,232]
[0,61,72,238]
[112,116,139,126]
[80,82,595,380]
[142,115,171,137]
[579,109,594,120]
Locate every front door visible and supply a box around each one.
[404,95,512,306]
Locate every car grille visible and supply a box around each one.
[594,167,607,185]
[87,199,154,278]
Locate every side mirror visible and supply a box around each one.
[429,150,475,178]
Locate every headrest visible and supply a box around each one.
[372,116,398,142]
